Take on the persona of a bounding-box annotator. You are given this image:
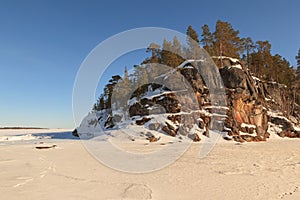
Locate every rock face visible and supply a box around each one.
[219,57,300,140]
[124,61,221,139]
[218,58,263,137]
[76,57,300,142]
[128,84,181,117]
[218,57,300,141]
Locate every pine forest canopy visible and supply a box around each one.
[94,20,300,111]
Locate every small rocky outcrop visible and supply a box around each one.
[72,129,78,137]
[136,117,151,125]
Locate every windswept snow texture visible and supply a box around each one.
[0,129,75,144]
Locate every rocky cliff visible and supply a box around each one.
[75,57,300,143]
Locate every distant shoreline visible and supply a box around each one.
[0,127,48,130]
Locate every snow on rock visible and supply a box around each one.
[267,122,284,140]
[142,89,173,100]
[75,56,300,143]
[128,97,138,106]
[265,98,275,102]
[0,134,50,142]
[252,76,261,82]
[77,112,102,135]
[212,56,244,71]
[267,111,290,122]
[182,64,195,69]
[212,56,240,64]
[229,64,242,70]
[294,126,300,131]
[266,110,300,138]
[241,123,256,129]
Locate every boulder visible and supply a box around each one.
[167,115,181,124]
[104,116,114,128]
[148,136,159,142]
[136,117,151,125]
[220,66,248,89]
[223,136,232,141]
[270,116,293,130]
[148,123,161,131]
[188,133,201,142]
[203,126,210,137]
[279,129,299,138]
[248,127,255,134]
[242,135,253,142]
[72,129,78,137]
[264,132,270,139]
[178,124,188,136]
[162,126,177,137]
[233,136,245,143]
[165,121,177,131]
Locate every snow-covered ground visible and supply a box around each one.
[0,129,75,144]
[0,128,299,200]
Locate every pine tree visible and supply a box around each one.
[253,40,272,79]
[173,36,181,55]
[161,39,174,67]
[186,25,201,59]
[145,42,161,64]
[241,37,255,67]
[200,24,214,55]
[250,51,263,77]
[213,20,242,58]
[172,36,185,66]
[132,65,149,100]
[291,50,300,107]
[296,48,300,74]
[186,25,199,44]
[93,75,122,111]
[278,58,293,88]
[116,67,131,108]
[271,54,282,82]
[93,94,105,111]
[104,75,122,109]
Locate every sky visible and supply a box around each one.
[0,0,299,128]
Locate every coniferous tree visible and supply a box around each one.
[104,75,122,109]
[116,67,131,108]
[296,48,300,74]
[271,54,282,82]
[172,36,185,66]
[93,75,122,111]
[186,25,199,44]
[93,94,105,111]
[94,20,298,116]
[213,20,242,58]
[251,41,272,79]
[241,37,255,67]
[161,39,174,67]
[200,24,214,56]
[186,25,201,59]
[132,65,149,100]
[145,42,161,64]
[271,54,293,87]
[291,50,300,107]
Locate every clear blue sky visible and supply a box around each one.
[0,0,299,128]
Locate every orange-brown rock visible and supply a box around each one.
[136,117,151,125]
[149,136,158,142]
[162,126,177,137]
[203,126,210,137]
[233,136,245,143]
[193,133,201,142]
